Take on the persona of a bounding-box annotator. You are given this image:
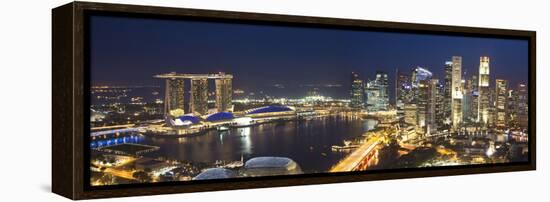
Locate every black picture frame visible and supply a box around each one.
[52,1,536,200]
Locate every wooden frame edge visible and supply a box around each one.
[52,1,536,200]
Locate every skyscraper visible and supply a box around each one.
[404,103,418,126]
[410,67,433,135]
[350,72,365,109]
[215,76,233,112]
[435,81,445,129]
[426,79,439,134]
[461,78,469,123]
[411,66,433,87]
[413,78,439,135]
[517,83,528,129]
[443,61,453,127]
[478,56,491,126]
[495,79,508,128]
[366,71,389,112]
[190,78,209,115]
[164,78,185,115]
[451,56,463,129]
[155,72,234,117]
[468,75,479,122]
[396,69,411,117]
[507,89,518,126]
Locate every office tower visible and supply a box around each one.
[396,69,411,117]
[507,89,518,126]
[413,78,439,135]
[404,103,418,126]
[215,77,233,112]
[469,75,479,122]
[411,66,433,107]
[461,78,470,123]
[164,78,185,116]
[366,71,389,112]
[478,56,491,126]
[417,80,429,134]
[190,78,209,115]
[443,61,453,126]
[426,79,439,134]
[517,83,528,129]
[435,82,445,129]
[411,66,433,87]
[495,79,508,128]
[451,56,463,129]
[350,72,365,109]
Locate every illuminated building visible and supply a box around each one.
[478,56,491,126]
[451,56,463,129]
[507,89,518,126]
[461,78,469,123]
[495,79,508,128]
[395,69,411,118]
[517,83,528,129]
[190,78,208,115]
[154,72,233,117]
[411,66,433,87]
[404,103,417,126]
[193,168,236,180]
[215,76,233,112]
[409,67,433,134]
[468,75,479,122]
[443,61,453,126]
[164,78,185,115]
[435,81,445,128]
[243,157,303,177]
[350,72,365,109]
[365,71,389,112]
[414,78,439,135]
[426,79,439,134]
[245,105,295,118]
[417,80,429,133]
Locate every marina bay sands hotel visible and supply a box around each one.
[154,72,233,116]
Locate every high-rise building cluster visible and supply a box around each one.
[365,72,389,111]
[350,72,365,109]
[155,72,233,117]
[349,71,389,111]
[352,56,528,137]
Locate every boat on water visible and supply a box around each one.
[331,140,359,152]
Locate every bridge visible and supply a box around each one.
[330,136,382,172]
[91,124,146,137]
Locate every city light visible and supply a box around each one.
[87,17,529,186]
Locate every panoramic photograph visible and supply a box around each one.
[88,15,529,186]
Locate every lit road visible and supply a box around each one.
[91,124,136,131]
[91,127,145,137]
[100,157,137,180]
[330,135,382,172]
[104,168,136,180]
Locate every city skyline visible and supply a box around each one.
[90,15,528,101]
[88,14,530,186]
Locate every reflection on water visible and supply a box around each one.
[90,135,144,149]
[93,115,378,173]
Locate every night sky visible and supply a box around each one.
[90,15,528,100]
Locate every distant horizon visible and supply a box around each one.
[90,15,529,101]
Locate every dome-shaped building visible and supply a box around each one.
[204,112,235,122]
[170,115,201,126]
[192,168,237,180]
[245,105,295,118]
[242,156,302,177]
